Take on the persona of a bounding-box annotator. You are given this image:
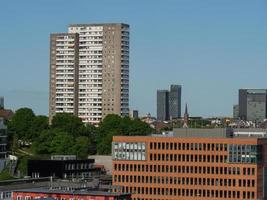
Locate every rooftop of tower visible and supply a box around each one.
[68,23,129,27]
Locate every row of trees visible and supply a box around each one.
[7,108,154,158]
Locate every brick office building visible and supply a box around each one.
[13,188,131,200]
[112,128,267,200]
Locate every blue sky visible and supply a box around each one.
[0,0,267,117]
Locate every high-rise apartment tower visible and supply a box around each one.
[49,23,129,124]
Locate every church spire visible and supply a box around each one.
[183,103,189,128]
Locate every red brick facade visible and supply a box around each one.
[13,190,131,200]
[112,136,267,200]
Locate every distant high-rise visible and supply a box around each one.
[0,97,3,109]
[49,23,129,124]
[169,85,182,119]
[157,90,169,121]
[157,84,182,121]
[233,104,239,119]
[129,110,139,119]
[238,89,267,122]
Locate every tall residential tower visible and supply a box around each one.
[49,23,129,124]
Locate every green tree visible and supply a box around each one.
[31,130,55,155]
[97,131,117,155]
[8,108,35,141]
[50,131,75,155]
[96,114,154,154]
[32,115,49,133]
[72,136,92,158]
[51,113,86,136]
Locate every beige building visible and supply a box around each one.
[49,23,129,124]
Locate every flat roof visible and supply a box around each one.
[14,188,130,197]
[68,23,129,27]
[113,128,267,141]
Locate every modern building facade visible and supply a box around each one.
[239,89,267,122]
[112,129,267,200]
[233,104,239,119]
[28,155,101,179]
[49,23,129,124]
[157,90,169,121]
[157,85,182,121]
[169,85,182,119]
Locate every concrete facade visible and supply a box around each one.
[233,104,239,119]
[157,90,169,121]
[49,33,79,120]
[239,89,267,122]
[169,85,182,119]
[50,23,129,124]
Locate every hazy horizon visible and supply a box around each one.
[1,0,267,118]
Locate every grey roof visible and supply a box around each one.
[37,198,56,200]
[68,23,129,27]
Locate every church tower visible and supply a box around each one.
[183,103,189,128]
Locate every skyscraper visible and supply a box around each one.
[49,23,129,124]
[169,84,182,119]
[238,89,267,122]
[157,90,169,121]
[157,84,182,121]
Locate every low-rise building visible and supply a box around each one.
[28,155,102,179]
[112,128,267,200]
[13,188,131,200]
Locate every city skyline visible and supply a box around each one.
[1,0,267,117]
